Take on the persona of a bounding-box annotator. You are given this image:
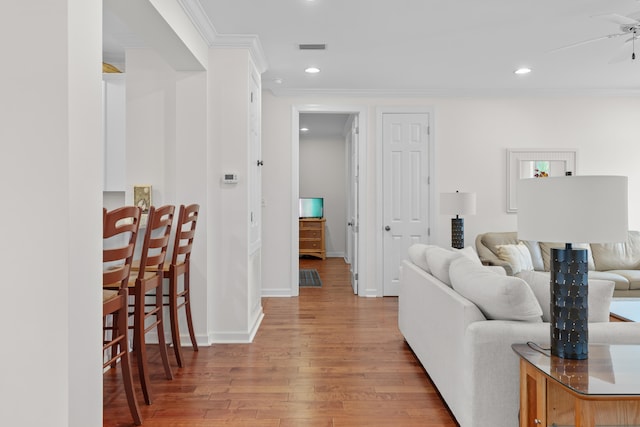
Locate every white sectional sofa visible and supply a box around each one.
[398,244,640,427]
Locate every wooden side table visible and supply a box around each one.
[299,218,326,259]
[513,343,640,427]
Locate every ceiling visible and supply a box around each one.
[299,113,352,138]
[104,0,640,96]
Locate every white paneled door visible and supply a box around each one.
[382,113,430,296]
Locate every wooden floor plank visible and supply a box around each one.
[103,257,458,426]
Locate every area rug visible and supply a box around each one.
[299,269,322,287]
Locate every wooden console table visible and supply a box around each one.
[513,343,640,427]
[299,218,326,259]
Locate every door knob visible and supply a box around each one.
[347,222,353,226]
[385,225,391,231]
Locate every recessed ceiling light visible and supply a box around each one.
[273,78,283,84]
[300,127,309,132]
[305,67,320,74]
[514,67,532,75]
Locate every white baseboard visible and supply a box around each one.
[138,331,210,347]
[261,288,293,297]
[326,251,345,258]
[208,310,265,344]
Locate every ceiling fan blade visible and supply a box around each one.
[549,32,625,53]
[593,13,640,25]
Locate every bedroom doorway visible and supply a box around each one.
[292,105,368,297]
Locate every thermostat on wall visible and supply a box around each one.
[223,173,238,184]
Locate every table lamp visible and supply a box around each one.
[440,191,476,249]
[518,176,628,359]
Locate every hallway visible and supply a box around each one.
[103,258,457,426]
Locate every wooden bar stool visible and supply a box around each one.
[130,204,200,368]
[102,206,142,426]
[166,204,200,367]
[105,204,175,405]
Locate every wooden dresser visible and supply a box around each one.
[299,218,326,259]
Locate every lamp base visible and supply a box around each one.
[550,245,589,360]
[451,217,464,249]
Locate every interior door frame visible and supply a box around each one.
[346,115,359,294]
[291,104,368,297]
[376,106,436,297]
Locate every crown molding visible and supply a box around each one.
[177,0,218,44]
[211,34,268,74]
[178,0,268,73]
[265,86,640,98]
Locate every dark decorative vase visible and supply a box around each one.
[550,245,589,360]
[451,217,464,249]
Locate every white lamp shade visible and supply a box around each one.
[440,192,477,216]
[517,176,628,243]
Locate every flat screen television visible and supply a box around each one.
[299,197,324,218]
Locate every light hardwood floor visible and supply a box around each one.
[103,257,458,426]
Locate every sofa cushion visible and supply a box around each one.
[607,270,640,290]
[408,243,432,273]
[457,246,483,265]
[449,256,542,322]
[516,270,614,323]
[425,246,481,287]
[521,240,544,271]
[495,243,534,275]
[426,246,461,286]
[591,231,640,271]
[539,242,596,271]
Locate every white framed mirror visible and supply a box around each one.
[506,148,577,213]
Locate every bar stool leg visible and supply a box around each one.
[169,266,185,368]
[183,264,199,352]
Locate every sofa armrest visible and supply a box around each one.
[398,260,485,425]
[462,321,548,427]
[475,233,515,275]
[461,320,640,427]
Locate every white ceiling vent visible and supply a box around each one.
[299,44,326,50]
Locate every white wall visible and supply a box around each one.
[125,49,173,207]
[1,1,102,426]
[174,70,209,344]
[208,48,264,342]
[125,48,210,345]
[121,46,265,345]
[262,92,640,296]
[299,134,347,257]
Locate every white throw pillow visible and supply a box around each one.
[520,240,544,271]
[449,256,542,322]
[495,243,534,275]
[455,246,482,265]
[425,246,462,287]
[516,270,614,323]
[407,243,431,273]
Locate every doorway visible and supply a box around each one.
[291,105,368,297]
